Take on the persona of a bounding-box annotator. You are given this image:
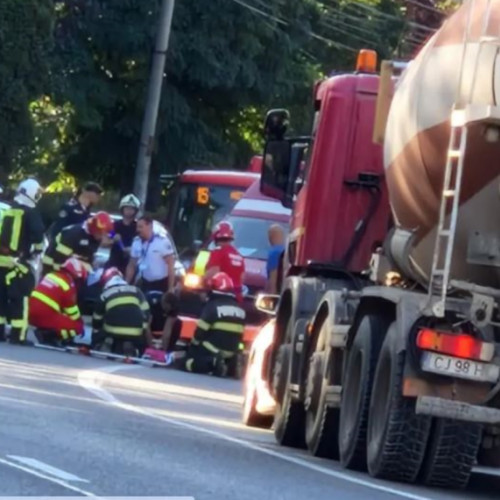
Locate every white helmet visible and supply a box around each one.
[15,178,43,208]
[104,275,127,289]
[119,193,141,211]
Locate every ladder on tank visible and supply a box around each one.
[427,0,500,317]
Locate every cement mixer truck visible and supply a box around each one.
[256,0,500,490]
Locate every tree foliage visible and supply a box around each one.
[1,0,455,202]
[0,0,54,181]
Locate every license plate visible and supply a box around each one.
[421,352,500,383]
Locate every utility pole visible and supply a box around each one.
[133,0,176,207]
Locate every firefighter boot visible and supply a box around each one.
[122,341,138,358]
[213,353,228,378]
[9,328,32,346]
[98,337,114,354]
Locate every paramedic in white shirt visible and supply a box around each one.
[125,215,175,293]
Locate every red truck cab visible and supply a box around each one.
[262,54,390,276]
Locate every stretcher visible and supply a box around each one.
[30,317,249,376]
[32,341,176,368]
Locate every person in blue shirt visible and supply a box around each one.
[266,224,285,294]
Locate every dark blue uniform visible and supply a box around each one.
[49,199,90,241]
[42,223,100,275]
[106,219,137,274]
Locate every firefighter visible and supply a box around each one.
[42,211,114,275]
[204,221,245,301]
[29,257,87,345]
[0,178,45,344]
[48,182,103,241]
[182,272,246,377]
[106,193,141,274]
[92,267,150,357]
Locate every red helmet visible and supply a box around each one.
[101,267,123,286]
[88,211,114,237]
[61,257,89,281]
[213,221,234,241]
[207,272,234,292]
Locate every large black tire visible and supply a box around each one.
[420,418,482,489]
[477,427,500,467]
[242,388,273,429]
[339,315,388,471]
[273,343,306,448]
[304,320,339,458]
[367,322,432,483]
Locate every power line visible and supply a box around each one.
[323,13,384,38]
[346,1,440,33]
[321,6,422,50]
[320,22,380,47]
[229,0,360,52]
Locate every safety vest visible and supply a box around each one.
[192,249,211,276]
[0,203,44,265]
[192,294,246,355]
[92,284,150,337]
[31,272,80,320]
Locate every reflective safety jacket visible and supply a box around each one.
[43,223,99,271]
[30,271,82,338]
[0,202,45,267]
[192,250,211,276]
[92,283,150,337]
[192,293,246,355]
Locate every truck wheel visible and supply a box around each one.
[242,389,273,429]
[339,315,386,471]
[273,343,305,448]
[477,426,500,467]
[304,321,339,458]
[367,322,432,483]
[420,419,482,489]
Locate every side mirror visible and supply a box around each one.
[255,293,280,315]
[264,109,290,141]
[260,139,291,202]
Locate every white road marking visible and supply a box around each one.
[78,366,434,500]
[7,455,89,483]
[0,395,87,414]
[0,457,95,497]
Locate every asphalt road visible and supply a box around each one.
[0,344,499,499]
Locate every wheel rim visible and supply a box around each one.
[368,348,391,450]
[340,349,362,448]
[305,351,325,442]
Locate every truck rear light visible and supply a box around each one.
[416,328,495,362]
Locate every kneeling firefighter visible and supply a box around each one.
[0,178,45,344]
[182,272,246,377]
[42,211,114,276]
[92,267,150,357]
[29,257,87,345]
